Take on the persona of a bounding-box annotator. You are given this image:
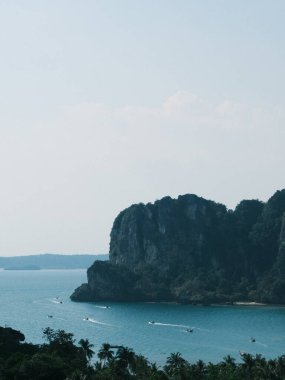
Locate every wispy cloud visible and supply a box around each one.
[0,92,284,255]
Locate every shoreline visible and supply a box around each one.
[233,301,267,306]
[142,300,285,307]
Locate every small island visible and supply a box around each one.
[71,189,285,305]
[0,254,108,270]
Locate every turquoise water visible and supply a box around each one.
[1,269,285,365]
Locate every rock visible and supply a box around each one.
[71,190,285,304]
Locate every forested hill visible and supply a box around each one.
[71,189,285,304]
[0,254,108,270]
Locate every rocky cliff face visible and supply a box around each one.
[110,195,232,275]
[71,190,285,304]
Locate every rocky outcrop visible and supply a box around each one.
[71,190,285,304]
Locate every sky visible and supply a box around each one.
[0,0,284,256]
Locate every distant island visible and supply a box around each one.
[0,254,108,270]
[71,189,285,304]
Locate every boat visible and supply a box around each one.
[186,328,193,333]
[148,321,155,324]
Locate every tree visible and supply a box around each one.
[130,354,151,379]
[17,352,67,380]
[97,343,114,366]
[0,327,25,354]
[164,352,189,378]
[78,339,94,361]
[42,328,87,374]
[115,346,136,371]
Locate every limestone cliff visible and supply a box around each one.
[71,190,285,304]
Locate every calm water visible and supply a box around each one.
[1,269,285,365]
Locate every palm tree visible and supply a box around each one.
[116,346,136,370]
[217,356,237,379]
[164,352,189,377]
[223,355,236,367]
[78,338,94,361]
[253,354,270,379]
[241,353,254,369]
[97,343,114,366]
[240,353,255,379]
[131,354,151,379]
[191,359,206,379]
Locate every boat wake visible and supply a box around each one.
[148,322,191,329]
[48,298,63,304]
[255,341,268,347]
[93,305,110,309]
[192,326,211,332]
[148,322,211,333]
[83,318,111,326]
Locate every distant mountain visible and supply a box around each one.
[71,189,285,304]
[0,254,108,270]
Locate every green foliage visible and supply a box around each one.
[79,339,94,361]
[17,352,67,380]
[1,326,285,380]
[0,326,25,352]
[97,343,114,366]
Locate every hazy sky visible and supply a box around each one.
[0,0,284,256]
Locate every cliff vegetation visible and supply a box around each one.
[71,189,285,304]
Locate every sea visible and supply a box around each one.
[1,268,285,365]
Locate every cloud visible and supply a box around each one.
[46,91,285,202]
[162,90,198,113]
[215,100,246,115]
[23,91,285,193]
[0,91,284,255]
